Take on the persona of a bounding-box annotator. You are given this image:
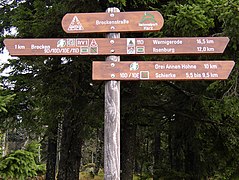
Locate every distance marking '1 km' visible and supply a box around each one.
[61,11,164,33]
[4,37,229,56]
[92,61,235,80]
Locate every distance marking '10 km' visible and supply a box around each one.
[4,37,229,56]
[92,61,235,80]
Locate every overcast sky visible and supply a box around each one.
[0,48,11,64]
[0,28,17,75]
[0,48,13,76]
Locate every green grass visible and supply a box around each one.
[80,171,104,180]
[80,172,153,180]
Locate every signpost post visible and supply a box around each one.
[3,7,235,180]
[104,7,120,180]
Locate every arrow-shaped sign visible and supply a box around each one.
[92,61,235,80]
[61,11,164,33]
[4,37,229,56]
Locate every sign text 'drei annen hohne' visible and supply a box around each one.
[61,11,164,33]
[4,37,229,56]
[92,61,235,80]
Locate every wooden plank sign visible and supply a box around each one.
[61,11,164,33]
[103,37,228,55]
[92,61,235,80]
[4,37,229,56]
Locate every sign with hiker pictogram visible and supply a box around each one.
[61,11,164,33]
[92,61,235,80]
[4,37,229,56]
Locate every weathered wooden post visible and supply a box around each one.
[104,7,120,180]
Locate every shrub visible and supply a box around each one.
[0,150,37,180]
[0,141,46,180]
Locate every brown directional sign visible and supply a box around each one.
[4,37,229,56]
[61,11,164,33]
[92,61,235,80]
[4,38,106,56]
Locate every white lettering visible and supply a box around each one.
[144,27,153,30]
[155,64,165,69]
[139,23,158,27]
[137,40,144,45]
[181,64,197,69]
[155,73,176,78]
[96,19,129,26]
[76,40,88,46]
[120,73,128,78]
[166,64,180,69]
[153,39,183,45]
[31,44,50,50]
[44,48,80,54]
[153,48,175,53]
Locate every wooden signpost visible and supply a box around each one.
[4,37,229,56]
[62,11,164,33]
[104,7,120,180]
[3,7,235,180]
[93,61,235,80]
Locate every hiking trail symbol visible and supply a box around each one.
[89,39,98,54]
[127,38,136,54]
[68,16,84,31]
